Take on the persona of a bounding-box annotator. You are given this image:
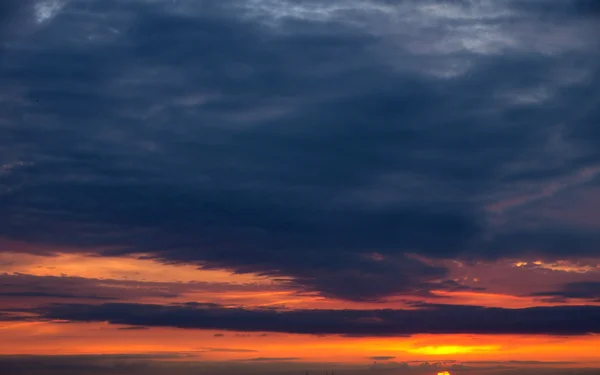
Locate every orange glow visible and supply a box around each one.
[3,251,599,310]
[1,320,600,363]
[2,248,600,365]
[0,251,266,284]
[437,372,451,375]
[409,345,499,355]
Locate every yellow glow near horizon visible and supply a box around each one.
[409,345,499,355]
[2,244,600,365]
[437,372,451,375]
[1,323,600,363]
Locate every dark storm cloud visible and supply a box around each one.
[525,0,600,17]
[0,0,33,39]
[531,281,600,302]
[19,302,600,335]
[1,0,600,301]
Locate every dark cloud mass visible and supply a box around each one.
[1,0,600,301]
[532,281,600,302]
[18,302,600,336]
[4,356,597,375]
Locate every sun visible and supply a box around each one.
[437,372,451,375]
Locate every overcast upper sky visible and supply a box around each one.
[1,0,600,374]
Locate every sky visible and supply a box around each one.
[1,0,600,374]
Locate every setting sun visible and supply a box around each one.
[437,372,451,375]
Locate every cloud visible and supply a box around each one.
[0,291,115,300]
[368,356,396,361]
[0,0,68,42]
[0,1,32,39]
[17,302,600,336]
[0,0,599,301]
[0,356,599,375]
[0,273,282,303]
[117,326,150,330]
[531,281,600,302]
[238,357,301,362]
[465,360,577,365]
[200,348,258,353]
[486,166,600,214]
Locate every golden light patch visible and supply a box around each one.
[512,259,599,273]
[437,372,451,375]
[409,345,499,355]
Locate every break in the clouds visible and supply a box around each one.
[1,0,600,302]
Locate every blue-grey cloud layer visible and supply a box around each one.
[532,281,600,302]
[18,302,600,335]
[1,0,600,300]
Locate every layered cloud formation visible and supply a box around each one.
[1,1,600,366]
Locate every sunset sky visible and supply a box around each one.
[1,1,600,375]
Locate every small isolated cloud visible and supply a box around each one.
[239,357,301,362]
[200,348,258,353]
